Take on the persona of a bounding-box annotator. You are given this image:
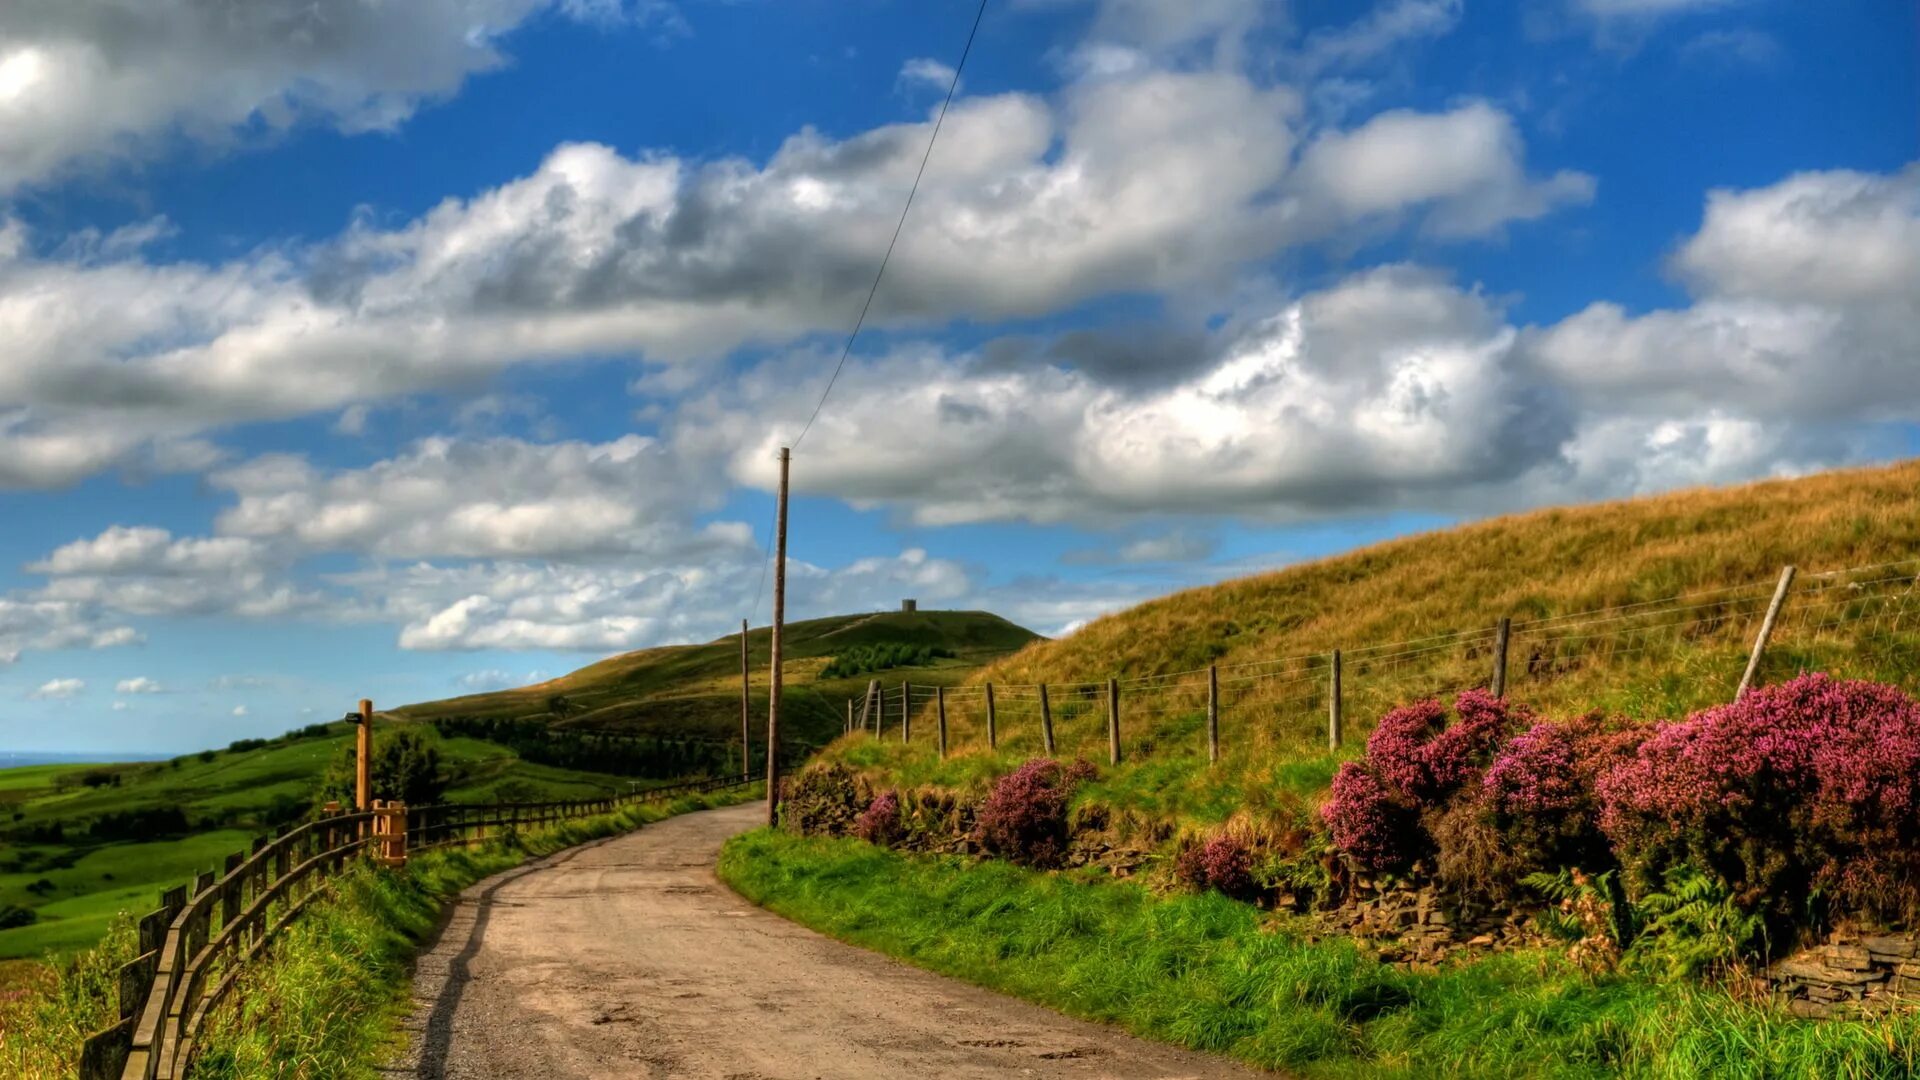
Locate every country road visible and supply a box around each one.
[382,802,1266,1080]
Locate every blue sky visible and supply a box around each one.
[0,0,1913,754]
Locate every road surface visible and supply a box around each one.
[383,802,1265,1079]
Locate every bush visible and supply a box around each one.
[1321,762,1422,873]
[1327,691,1531,874]
[1482,713,1643,876]
[854,790,904,847]
[1597,673,1920,921]
[975,758,1095,868]
[781,762,868,837]
[1175,832,1257,900]
[321,727,447,808]
[0,903,36,929]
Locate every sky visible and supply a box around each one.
[0,0,1914,755]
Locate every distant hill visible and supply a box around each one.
[395,609,1043,753]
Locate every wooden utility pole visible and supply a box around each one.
[357,699,373,838]
[1327,651,1343,751]
[1206,665,1220,764]
[1738,565,1798,699]
[766,447,790,827]
[1492,617,1512,699]
[984,683,997,750]
[937,686,949,759]
[740,619,752,780]
[1106,679,1121,765]
[1039,683,1054,755]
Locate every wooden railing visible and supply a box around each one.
[81,775,759,1080]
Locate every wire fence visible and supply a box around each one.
[839,557,1920,766]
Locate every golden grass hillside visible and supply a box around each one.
[826,459,1920,822]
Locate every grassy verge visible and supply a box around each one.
[0,786,760,1080]
[718,828,1920,1079]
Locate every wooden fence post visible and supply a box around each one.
[937,686,949,759]
[1039,683,1054,755]
[356,698,373,816]
[1492,617,1511,698]
[902,682,912,744]
[985,683,997,750]
[846,699,853,736]
[869,680,881,736]
[1207,664,1220,764]
[1738,565,1798,699]
[1107,678,1122,765]
[1328,650,1343,751]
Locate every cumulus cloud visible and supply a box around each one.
[0,598,138,666]
[0,0,673,194]
[28,677,85,700]
[115,676,164,694]
[0,58,1583,489]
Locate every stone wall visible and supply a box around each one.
[1769,933,1920,1018]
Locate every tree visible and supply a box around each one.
[321,727,448,808]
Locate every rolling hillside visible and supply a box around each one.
[832,460,1920,817]
[395,609,1042,749]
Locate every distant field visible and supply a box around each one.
[0,721,639,960]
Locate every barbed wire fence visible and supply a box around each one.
[842,557,1920,767]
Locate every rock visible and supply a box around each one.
[1466,934,1495,947]
[1866,936,1919,962]
[1825,944,1874,971]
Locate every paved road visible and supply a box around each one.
[383,802,1266,1080]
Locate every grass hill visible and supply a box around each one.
[395,609,1042,751]
[0,608,1038,961]
[832,460,1920,818]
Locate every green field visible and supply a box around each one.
[0,723,641,960]
[0,607,1039,961]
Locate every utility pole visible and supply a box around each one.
[739,618,751,781]
[766,447,791,828]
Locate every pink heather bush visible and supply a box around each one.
[1366,698,1449,800]
[1175,832,1258,900]
[854,789,904,847]
[975,758,1095,868]
[1322,762,1423,872]
[1598,673,1920,915]
[1483,714,1642,874]
[1365,691,1528,803]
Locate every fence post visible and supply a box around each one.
[902,682,912,744]
[1738,565,1798,699]
[1328,650,1343,751]
[846,699,853,736]
[937,686,949,759]
[1207,664,1220,764]
[1492,617,1511,698]
[1107,678,1122,765]
[1039,683,1054,755]
[869,680,881,736]
[859,679,876,735]
[985,683,997,750]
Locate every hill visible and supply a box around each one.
[0,721,651,959]
[831,460,1920,817]
[395,609,1042,754]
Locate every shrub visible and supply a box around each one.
[854,790,904,847]
[780,763,868,837]
[975,758,1095,868]
[0,903,36,929]
[1483,713,1643,875]
[1175,832,1258,900]
[1321,762,1422,873]
[1597,673,1920,921]
[1365,699,1449,800]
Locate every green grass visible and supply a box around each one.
[393,609,1042,751]
[0,786,762,1080]
[719,829,1920,1079]
[0,723,651,959]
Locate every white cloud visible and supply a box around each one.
[28,677,84,700]
[1300,0,1464,70]
[115,676,163,694]
[0,62,1586,489]
[1576,0,1738,15]
[231,704,248,717]
[457,668,550,691]
[0,0,679,195]
[1296,102,1596,237]
[898,58,957,92]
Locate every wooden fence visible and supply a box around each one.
[82,774,758,1080]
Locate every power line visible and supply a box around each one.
[789,0,991,451]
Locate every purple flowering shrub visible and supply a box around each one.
[854,789,904,847]
[1325,691,1531,872]
[1597,673,1920,916]
[1175,832,1258,900]
[975,758,1097,867]
[1322,761,1423,872]
[1482,714,1642,874]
